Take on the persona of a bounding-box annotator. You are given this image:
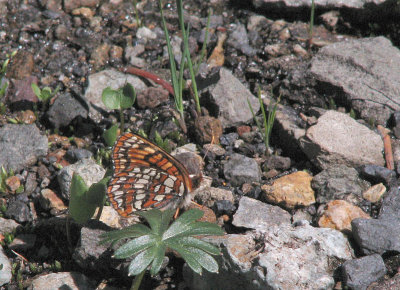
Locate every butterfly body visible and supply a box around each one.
[107,133,193,217]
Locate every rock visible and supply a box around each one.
[8,234,36,251]
[352,218,400,255]
[27,272,94,290]
[226,23,256,56]
[342,254,386,290]
[5,199,32,223]
[368,272,400,289]
[312,164,370,204]
[310,37,400,125]
[252,0,387,10]
[57,158,106,200]
[90,43,110,70]
[194,115,223,144]
[203,143,226,156]
[47,93,89,129]
[263,155,291,170]
[65,148,93,163]
[262,171,315,209]
[6,76,39,108]
[272,102,307,158]
[173,151,204,178]
[0,246,12,286]
[224,153,261,187]
[200,68,260,128]
[6,50,34,79]
[213,200,236,216]
[232,196,291,230]
[96,206,122,229]
[39,189,67,212]
[300,110,384,169]
[358,165,397,186]
[378,186,400,220]
[194,187,234,208]
[136,26,157,42]
[318,200,370,233]
[63,0,100,13]
[83,69,147,122]
[0,217,20,235]
[136,87,169,109]
[0,124,48,172]
[220,132,239,147]
[184,223,353,289]
[72,220,120,273]
[363,183,386,203]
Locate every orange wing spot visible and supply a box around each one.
[143,194,158,208]
[160,162,173,171]
[123,183,131,189]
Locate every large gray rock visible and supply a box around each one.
[252,0,386,9]
[233,196,291,230]
[200,68,260,128]
[27,272,94,290]
[184,223,354,289]
[310,37,400,125]
[300,110,384,169]
[0,246,12,286]
[312,164,370,204]
[224,153,261,186]
[0,124,48,172]
[57,158,105,200]
[47,93,88,129]
[342,254,386,290]
[352,218,400,255]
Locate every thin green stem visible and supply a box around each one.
[131,270,146,290]
[308,0,315,43]
[177,0,200,114]
[133,0,141,27]
[195,8,211,74]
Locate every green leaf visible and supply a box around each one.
[150,243,167,276]
[102,87,120,110]
[175,222,224,238]
[85,181,106,206]
[158,209,176,235]
[168,243,203,274]
[103,124,119,147]
[69,173,97,224]
[187,248,219,273]
[120,83,136,109]
[162,209,204,240]
[114,234,158,259]
[167,236,220,256]
[138,209,163,233]
[128,246,158,276]
[31,83,41,99]
[100,224,152,244]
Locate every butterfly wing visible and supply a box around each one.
[107,133,193,217]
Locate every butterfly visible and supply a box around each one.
[107,132,195,217]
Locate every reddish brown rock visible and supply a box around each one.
[194,115,223,144]
[318,200,370,232]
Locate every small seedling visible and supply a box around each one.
[103,124,119,148]
[101,208,223,289]
[0,50,17,98]
[31,83,60,110]
[248,88,280,155]
[68,173,109,224]
[102,83,136,133]
[154,131,171,153]
[0,166,24,194]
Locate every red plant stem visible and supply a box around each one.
[119,67,175,96]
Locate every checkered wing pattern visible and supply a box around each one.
[107,133,193,217]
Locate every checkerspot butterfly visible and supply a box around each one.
[107,132,194,217]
